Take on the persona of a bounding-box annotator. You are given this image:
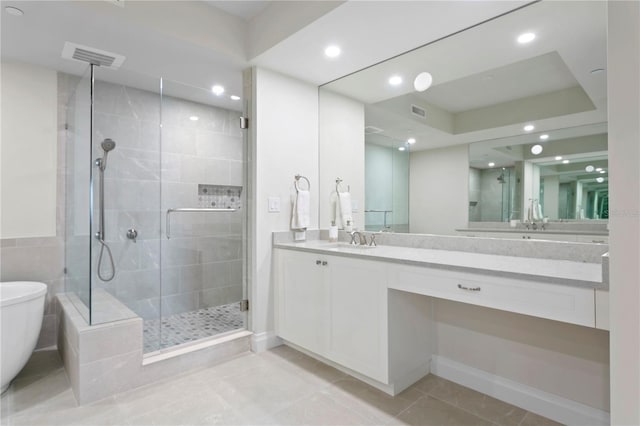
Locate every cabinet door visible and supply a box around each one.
[327,255,388,382]
[276,250,329,354]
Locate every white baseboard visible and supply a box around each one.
[250,331,283,353]
[431,355,610,426]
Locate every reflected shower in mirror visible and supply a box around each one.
[319,1,607,235]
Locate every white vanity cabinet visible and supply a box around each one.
[389,265,596,327]
[275,249,389,383]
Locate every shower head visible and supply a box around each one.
[96,139,116,171]
[101,138,116,152]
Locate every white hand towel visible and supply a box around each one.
[537,202,543,221]
[338,192,353,229]
[291,190,310,230]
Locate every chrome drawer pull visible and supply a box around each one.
[316,260,322,265]
[458,284,481,292]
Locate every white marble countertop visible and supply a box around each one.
[274,240,605,290]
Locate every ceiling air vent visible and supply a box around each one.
[364,126,384,134]
[62,42,126,69]
[411,104,427,120]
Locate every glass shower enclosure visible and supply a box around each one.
[64,65,247,354]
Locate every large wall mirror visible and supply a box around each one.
[319,1,607,236]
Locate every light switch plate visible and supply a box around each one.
[268,196,280,213]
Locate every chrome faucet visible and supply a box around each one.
[350,231,367,246]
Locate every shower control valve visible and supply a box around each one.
[126,228,138,243]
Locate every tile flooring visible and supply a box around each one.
[143,303,245,352]
[1,346,562,426]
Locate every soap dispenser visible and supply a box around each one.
[329,221,338,242]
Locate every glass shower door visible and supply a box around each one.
[157,79,247,350]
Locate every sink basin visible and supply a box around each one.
[325,242,377,251]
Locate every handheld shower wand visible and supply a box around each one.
[95,139,116,282]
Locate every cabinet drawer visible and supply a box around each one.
[390,266,595,327]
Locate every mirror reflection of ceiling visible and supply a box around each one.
[322,1,607,152]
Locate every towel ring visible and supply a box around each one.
[336,177,349,194]
[294,174,310,192]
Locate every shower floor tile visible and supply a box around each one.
[143,302,244,352]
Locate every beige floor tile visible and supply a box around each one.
[323,378,423,424]
[270,392,372,425]
[395,395,493,426]
[519,411,565,426]
[425,376,527,426]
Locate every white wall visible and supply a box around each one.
[409,144,468,235]
[250,67,319,347]
[608,2,640,424]
[318,89,364,230]
[1,62,58,238]
[434,299,610,411]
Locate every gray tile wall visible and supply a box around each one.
[0,71,245,350]
[89,78,245,328]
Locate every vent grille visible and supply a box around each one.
[365,126,384,134]
[73,48,116,67]
[411,104,427,119]
[62,42,126,69]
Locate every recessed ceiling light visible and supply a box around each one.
[585,165,595,172]
[595,167,603,172]
[407,138,416,144]
[517,32,536,44]
[413,72,433,92]
[389,75,403,86]
[539,134,549,140]
[555,156,563,161]
[189,116,199,121]
[531,144,543,155]
[324,45,341,58]
[596,177,605,183]
[5,6,23,16]
[398,146,406,151]
[488,162,495,167]
[600,170,606,174]
[211,85,225,96]
[562,159,570,164]
[230,95,241,101]
[523,124,535,132]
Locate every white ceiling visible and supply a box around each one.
[1,0,533,112]
[203,1,270,21]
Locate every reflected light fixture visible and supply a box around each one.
[211,85,225,96]
[596,167,603,172]
[398,146,406,151]
[600,170,606,174]
[531,144,543,155]
[488,162,495,167]
[517,32,536,44]
[189,116,199,121]
[413,72,433,92]
[407,138,416,144]
[389,75,403,86]
[555,156,563,161]
[585,165,595,172]
[596,177,605,183]
[539,134,549,140]
[524,124,535,132]
[324,45,341,58]
[562,159,570,164]
[230,95,241,101]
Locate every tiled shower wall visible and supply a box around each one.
[1,70,244,349]
[88,77,244,323]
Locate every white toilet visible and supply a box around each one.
[1,281,47,393]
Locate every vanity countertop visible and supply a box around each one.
[274,240,605,290]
